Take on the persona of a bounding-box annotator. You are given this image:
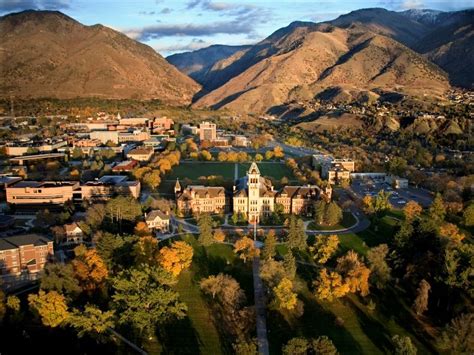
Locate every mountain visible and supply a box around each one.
[399,9,445,26]
[414,9,474,88]
[194,24,450,114]
[0,10,200,104]
[328,8,431,48]
[166,44,251,85]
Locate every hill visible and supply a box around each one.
[0,10,200,104]
[194,25,450,114]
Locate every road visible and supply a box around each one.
[252,257,269,355]
[267,140,320,157]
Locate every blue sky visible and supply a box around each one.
[1,0,473,56]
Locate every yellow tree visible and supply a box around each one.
[273,278,297,311]
[234,237,260,262]
[336,251,371,297]
[310,235,339,264]
[439,223,465,244]
[273,146,285,159]
[159,241,194,277]
[362,195,374,214]
[28,290,69,327]
[72,248,109,293]
[404,201,423,221]
[314,269,350,301]
[134,221,152,237]
[213,229,226,243]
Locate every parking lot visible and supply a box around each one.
[351,180,433,208]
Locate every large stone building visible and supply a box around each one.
[199,121,217,142]
[175,162,331,222]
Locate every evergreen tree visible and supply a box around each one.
[283,251,297,281]
[286,216,307,251]
[262,230,277,260]
[198,213,214,246]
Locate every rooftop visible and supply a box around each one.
[0,233,52,251]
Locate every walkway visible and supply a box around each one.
[234,163,239,180]
[252,257,269,355]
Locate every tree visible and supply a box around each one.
[133,236,159,266]
[111,265,186,337]
[429,193,446,223]
[198,213,214,246]
[366,244,391,289]
[234,237,260,262]
[158,241,194,277]
[392,335,417,355]
[72,247,109,293]
[273,146,284,159]
[336,251,371,297]
[105,196,142,224]
[84,203,106,232]
[262,230,277,260]
[310,235,339,264]
[286,216,307,251]
[273,278,297,311]
[231,212,239,225]
[41,263,82,299]
[314,201,326,225]
[95,232,125,268]
[254,153,263,162]
[362,195,374,214]
[134,221,152,237]
[143,170,161,190]
[311,336,338,355]
[28,290,69,328]
[314,269,350,301]
[439,223,465,244]
[404,201,423,221]
[6,295,20,313]
[217,151,228,162]
[283,251,297,281]
[282,337,308,355]
[265,150,274,160]
[463,204,474,226]
[412,279,430,316]
[373,190,392,215]
[68,305,115,342]
[213,229,226,242]
[233,339,258,355]
[200,150,212,161]
[440,313,473,354]
[260,259,286,289]
[324,202,342,226]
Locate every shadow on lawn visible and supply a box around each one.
[159,317,201,355]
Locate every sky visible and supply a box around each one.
[1,0,473,56]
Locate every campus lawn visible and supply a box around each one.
[307,212,357,231]
[166,162,236,181]
[238,162,295,180]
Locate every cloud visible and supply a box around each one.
[155,38,211,54]
[160,7,172,14]
[401,0,424,9]
[124,19,256,41]
[0,0,70,13]
[138,10,156,16]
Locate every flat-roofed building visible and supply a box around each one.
[199,122,217,141]
[150,117,174,133]
[6,181,79,206]
[118,130,150,143]
[79,175,141,201]
[90,130,119,144]
[9,153,67,166]
[0,234,53,276]
[126,147,154,162]
[119,117,149,126]
[5,140,67,156]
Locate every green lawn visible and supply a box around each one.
[307,212,357,231]
[238,162,296,180]
[166,162,236,181]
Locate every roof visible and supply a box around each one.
[11,181,77,188]
[277,185,321,199]
[146,210,169,221]
[248,162,260,175]
[64,222,82,233]
[0,234,52,251]
[178,185,226,200]
[127,147,153,155]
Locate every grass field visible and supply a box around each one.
[307,212,357,231]
[238,162,296,180]
[166,162,236,181]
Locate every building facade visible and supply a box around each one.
[199,122,217,142]
[175,180,229,215]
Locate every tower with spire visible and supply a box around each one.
[174,178,182,195]
[247,162,261,223]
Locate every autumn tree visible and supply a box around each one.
[392,335,417,355]
[260,259,287,289]
[273,278,298,311]
[311,336,338,355]
[366,244,391,289]
[111,265,187,337]
[336,250,370,297]
[404,201,423,221]
[314,268,350,301]
[310,235,339,264]
[286,216,307,251]
[198,213,214,246]
[40,263,82,299]
[213,229,226,242]
[262,230,277,260]
[429,193,446,223]
[440,313,473,354]
[68,305,115,342]
[283,250,297,281]
[28,290,69,328]
[439,223,465,244]
[324,202,342,226]
[463,204,474,226]
[234,237,260,262]
[158,241,194,277]
[72,246,109,293]
[134,221,152,237]
[143,170,161,190]
[133,236,159,266]
[282,337,309,355]
[412,279,430,316]
[233,339,258,355]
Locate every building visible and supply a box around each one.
[118,130,150,143]
[126,147,154,162]
[90,130,119,144]
[232,135,251,147]
[327,163,351,184]
[199,122,217,141]
[276,185,324,215]
[63,222,84,245]
[112,160,139,172]
[391,177,409,189]
[145,210,170,232]
[9,153,67,166]
[150,117,174,133]
[79,176,141,201]
[5,140,67,156]
[0,234,53,276]
[233,163,276,223]
[6,181,79,206]
[175,180,229,215]
[313,154,355,184]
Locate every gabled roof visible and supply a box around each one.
[146,210,169,221]
[248,162,260,175]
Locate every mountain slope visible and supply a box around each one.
[166,44,251,85]
[0,10,200,104]
[194,25,450,114]
[414,9,474,88]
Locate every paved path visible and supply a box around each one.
[252,257,269,355]
[234,163,239,180]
